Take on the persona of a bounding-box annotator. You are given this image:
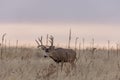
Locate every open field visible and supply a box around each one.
[1,0,120,80]
[0,47,120,80]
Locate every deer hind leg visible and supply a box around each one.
[56,63,59,77]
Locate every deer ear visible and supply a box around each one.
[37,45,42,48]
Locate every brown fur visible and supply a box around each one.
[46,47,76,70]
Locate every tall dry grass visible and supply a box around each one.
[0,46,120,80]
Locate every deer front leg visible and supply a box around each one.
[61,61,64,71]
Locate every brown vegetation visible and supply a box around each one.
[0,47,120,80]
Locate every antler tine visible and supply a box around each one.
[50,35,54,40]
[40,36,43,41]
[38,36,43,45]
[35,39,40,46]
[49,35,54,46]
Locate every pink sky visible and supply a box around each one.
[0,22,120,48]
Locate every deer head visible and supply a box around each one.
[35,35,55,57]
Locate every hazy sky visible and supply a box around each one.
[0,0,120,23]
[0,0,120,47]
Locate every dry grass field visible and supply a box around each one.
[0,47,120,80]
[1,0,120,80]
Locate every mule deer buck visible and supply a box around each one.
[35,35,77,71]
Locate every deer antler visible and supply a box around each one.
[49,35,54,46]
[35,36,47,50]
[35,36,44,48]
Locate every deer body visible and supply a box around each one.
[35,35,77,70]
[45,47,76,70]
[47,48,76,63]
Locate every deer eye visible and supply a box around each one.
[44,55,48,58]
[45,49,49,52]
